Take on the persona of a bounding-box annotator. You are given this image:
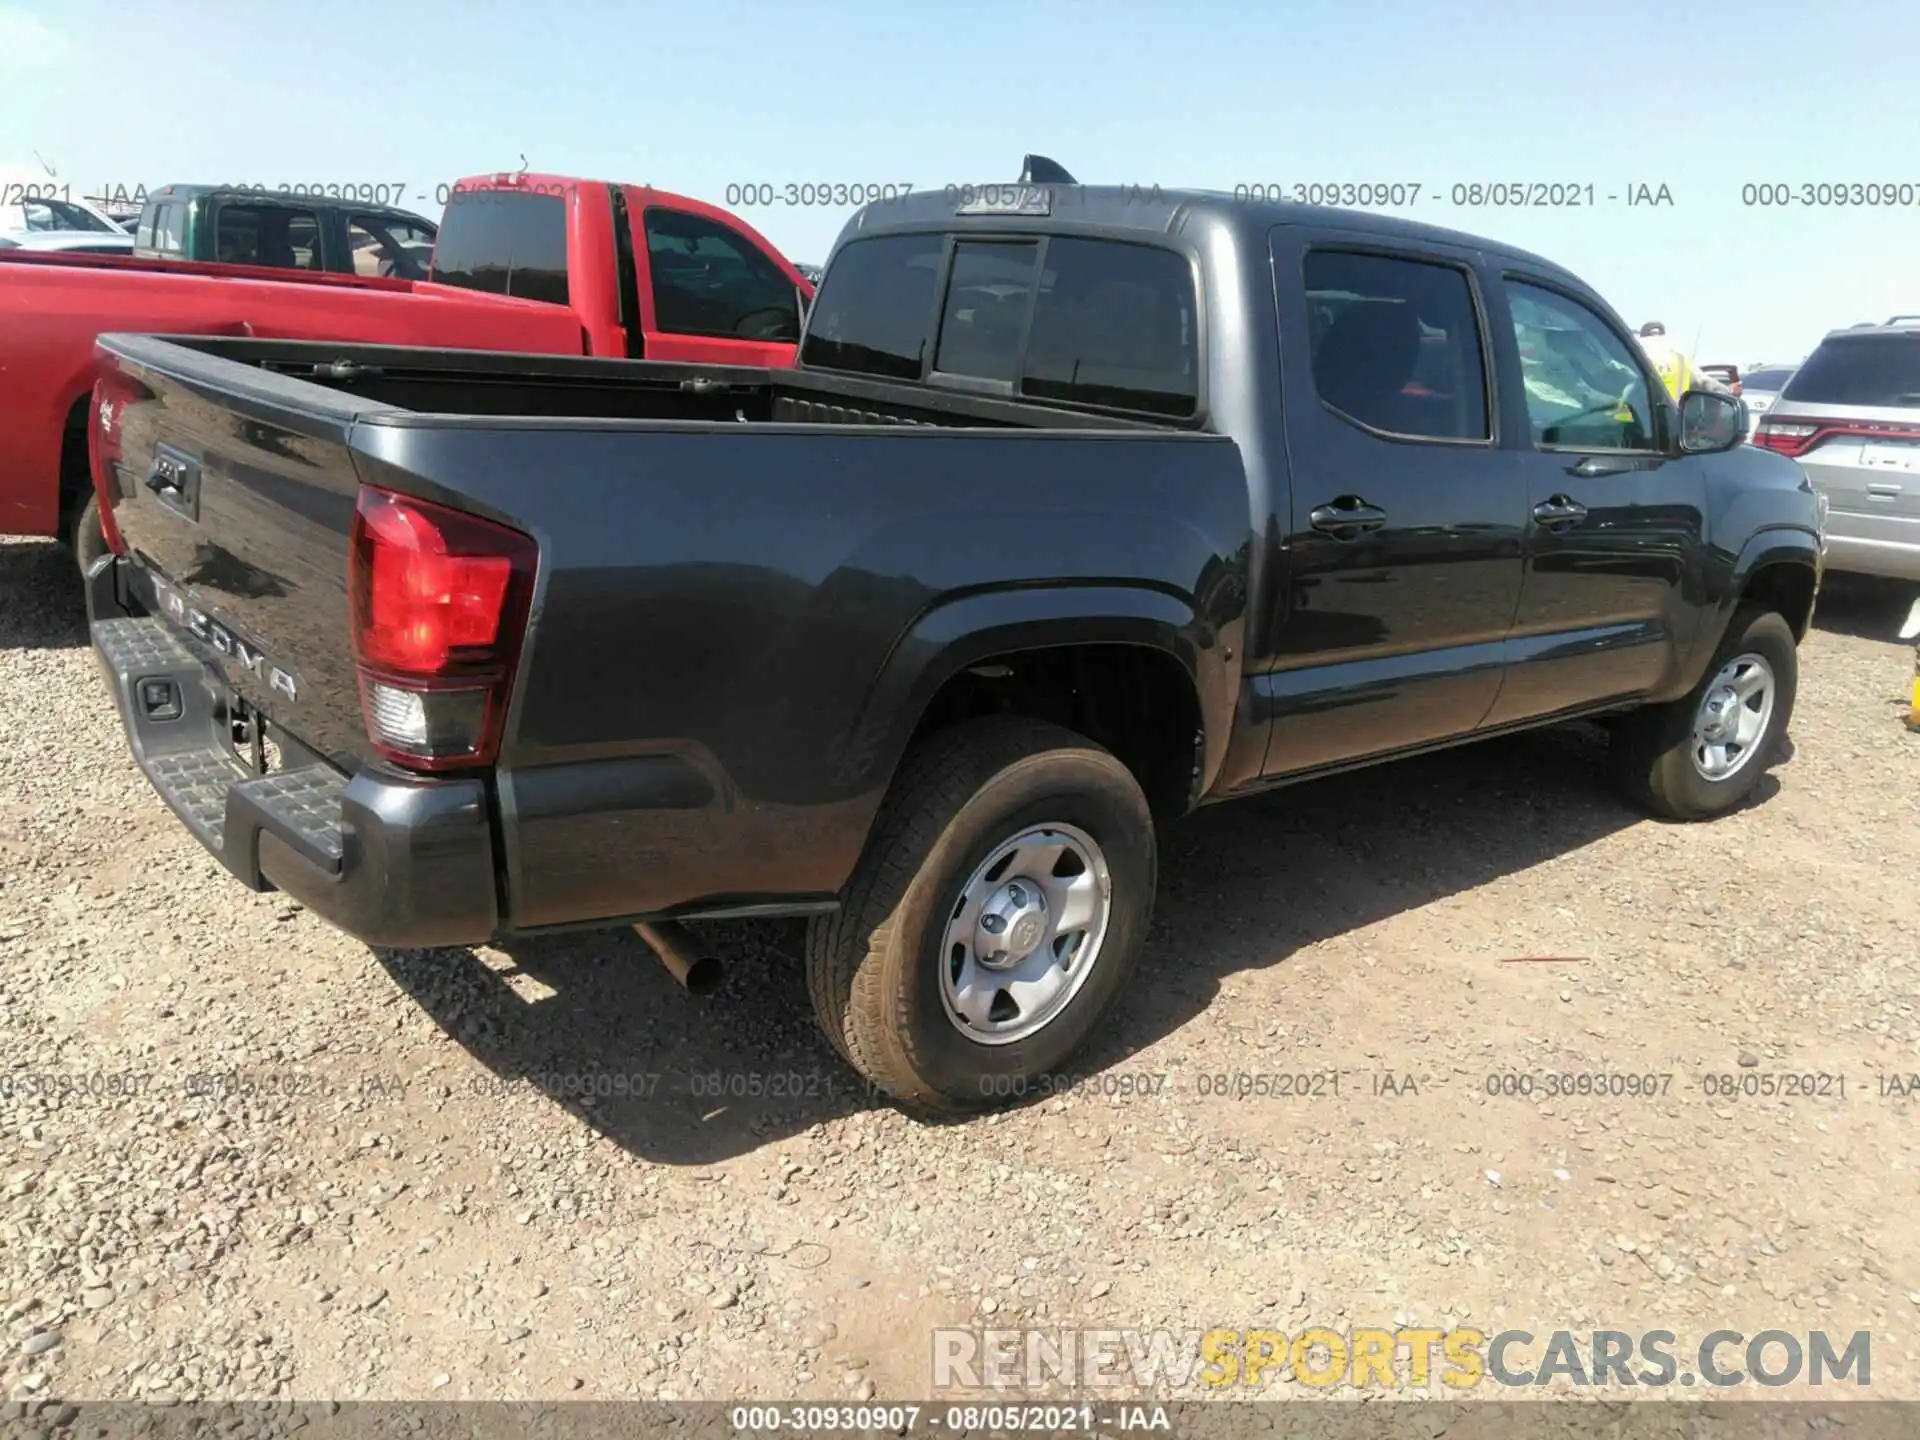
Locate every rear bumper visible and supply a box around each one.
[90,581,500,949]
[1821,510,1920,581]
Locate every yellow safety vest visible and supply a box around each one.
[1653,350,1692,401]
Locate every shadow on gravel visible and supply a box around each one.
[1073,723,1781,1089]
[370,718,1709,1161]
[372,919,868,1166]
[1811,573,1917,643]
[0,539,87,650]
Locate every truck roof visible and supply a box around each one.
[146,183,434,226]
[836,183,1584,287]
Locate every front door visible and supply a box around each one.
[1260,227,1528,776]
[1481,276,1702,725]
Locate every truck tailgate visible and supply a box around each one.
[95,334,399,769]
[89,335,503,947]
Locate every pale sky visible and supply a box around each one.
[4,0,1914,369]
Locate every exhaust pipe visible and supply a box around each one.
[634,920,724,997]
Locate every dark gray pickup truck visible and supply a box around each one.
[84,180,1824,1109]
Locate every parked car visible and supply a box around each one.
[82,180,1819,1110]
[1741,363,1798,433]
[133,186,438,279]
[0,172,814,562]
[1699,364,1741,396]
[1753,321,1920,579]
[1751,366,1789,410]
[0,230,134,255]
[1,189,128,243]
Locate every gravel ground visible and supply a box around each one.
[3,536,1918,1409]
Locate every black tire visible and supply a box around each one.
[69,493,109,575]
[1609,605,1797,820]
[806,717,1156,1112]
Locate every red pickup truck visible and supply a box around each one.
[1,172,813,557]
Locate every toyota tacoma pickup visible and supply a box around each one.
[83,180,1822,1110]
[2,172,813,561]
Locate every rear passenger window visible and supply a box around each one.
[801,234,945,380]
[1303,250,1489,441]
[1021,239,1198,417]
[1505,281,1658,449]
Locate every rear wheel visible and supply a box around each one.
[1609,605,1797,819]
[805,717,1156,1111]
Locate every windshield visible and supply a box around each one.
[1744,366,1794,392]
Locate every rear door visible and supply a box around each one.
[1481,274,1702,724]
[633,203,806,365]
[1761,331,1920,578]
[1260,226,1527,774]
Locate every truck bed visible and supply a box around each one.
[88,334,1246,943]
[0,259,588,538]
[100,334,1181,429]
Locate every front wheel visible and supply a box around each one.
[806,717,1156,1112]
[1609,605,1797,820]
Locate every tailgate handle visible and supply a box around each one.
[146,445,201,523]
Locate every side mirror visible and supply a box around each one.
[1677,388,1745,454]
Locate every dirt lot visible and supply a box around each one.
[3,536,1918,1409]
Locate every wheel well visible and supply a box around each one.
[907,644,1203,823]
[57,393,92,532]
[1740,560,1819,641]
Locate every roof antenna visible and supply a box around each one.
[1020,154,1076,185]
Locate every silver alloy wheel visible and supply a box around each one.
[938,822,1114,1046]
[1690,651,1776,782]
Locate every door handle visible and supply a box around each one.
[1309,497,1388,537]
[1568,454,1638,478]
[1531,494,1588,527]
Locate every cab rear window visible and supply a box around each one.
[803,233,1198,417]
[430,190,570,306]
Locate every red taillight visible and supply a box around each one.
[348,486,537,772]
[1752,422,1817,457]
[87,371,143,556]
[1754,416,1920,458]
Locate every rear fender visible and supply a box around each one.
[841,581,1239,804]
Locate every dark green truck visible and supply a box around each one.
[132,185,437,278]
